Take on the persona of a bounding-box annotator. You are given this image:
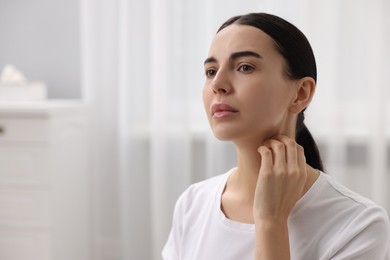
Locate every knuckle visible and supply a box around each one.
[260,147,271,155]
[288,167,300,176]
[260,169,274,180]
[289,168,307,182]
[274,166,287,176]
[285,139,296,147]
[274,142,284,150]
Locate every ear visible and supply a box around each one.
[289,77,316,114]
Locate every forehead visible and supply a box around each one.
[208,24,277,58]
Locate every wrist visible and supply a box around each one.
[254,210,289,223]
[254,218,290,260]
[255,217,289,231]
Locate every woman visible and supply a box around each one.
[162,13,390,259]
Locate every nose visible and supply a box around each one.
[211,70,232,95]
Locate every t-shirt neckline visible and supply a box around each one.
[214,167,325,232]
[215,168,255,232]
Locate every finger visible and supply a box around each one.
[274,135,298,168]
[257,146,273,173]
[264,139,286,169]
[297,144,306,168]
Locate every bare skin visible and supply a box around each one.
[203,24,319,259]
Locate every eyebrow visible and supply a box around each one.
[204,51,262,65]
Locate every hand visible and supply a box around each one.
[254,135,307,223]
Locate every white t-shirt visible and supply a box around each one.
[162,168,390,260]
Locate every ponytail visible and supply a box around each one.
[296,111,324,171]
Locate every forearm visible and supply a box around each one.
[255,219,290,260]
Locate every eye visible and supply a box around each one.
[205,68,217,78]
[238,64,254,72]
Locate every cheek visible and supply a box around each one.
[246,88,290,126]
[202,86,211,114]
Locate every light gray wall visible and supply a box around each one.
[0,0,80,99]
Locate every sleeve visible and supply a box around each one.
[161,192,186,260]
[329,206,390,260]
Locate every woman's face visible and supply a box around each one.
[202,24,298,144]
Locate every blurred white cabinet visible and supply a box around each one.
[0,100,90,260]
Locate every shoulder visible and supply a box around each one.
[176,170,232,208]
[294,172,390,227]
[291,172,390,258]
[318,173,390,258]
[324,172,390,224]
[186,171,230,195]
[321,173,389,219]
[312,172,388,221]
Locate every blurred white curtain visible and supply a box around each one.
[300,0,390,209]
[81,0,390,259]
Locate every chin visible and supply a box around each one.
[211,128,242,141]
[211,130,230,140]
[213,134,233,141]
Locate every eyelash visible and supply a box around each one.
[238,64,254,72]
[204,64,255,78]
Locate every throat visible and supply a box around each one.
[220,172,256,224]
[221,189,255,224]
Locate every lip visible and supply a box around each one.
[211,103,239,118]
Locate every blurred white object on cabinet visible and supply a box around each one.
[0,65,47,101]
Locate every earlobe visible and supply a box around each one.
[289,77,316,114]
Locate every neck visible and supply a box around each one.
[230,139,264,201]
[230,135,319,204]
[229,116,298,200]
[231,125,297,200]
